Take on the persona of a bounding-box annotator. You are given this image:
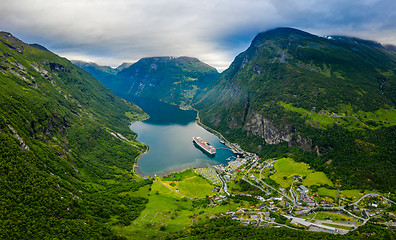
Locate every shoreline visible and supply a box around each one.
[187,106,230,145]
[193,107,244,155]
[129,118,151,179]
[130,105,239,179]
[133,144,150,179]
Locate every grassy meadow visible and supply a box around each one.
[270,158,333,188]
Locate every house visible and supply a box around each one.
[256,196,265,202]
[273,196,283,201]
[304,200,316,206]
[294,209,310,215]
[298,185,309,194]
[371,203,378,208]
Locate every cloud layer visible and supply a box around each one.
[1,0,395,71]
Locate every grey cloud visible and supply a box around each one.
[1,0,395,71]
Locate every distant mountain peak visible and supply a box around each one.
[102,56,219,106]
[71,60,119,79]
[251,27,317,46]
[137,56,201,64]
[116,62,134,71]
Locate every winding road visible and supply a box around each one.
[351,193,396,206]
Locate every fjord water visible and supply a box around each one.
[129,97,235,176]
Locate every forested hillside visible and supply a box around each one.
[0,31,151,239]
[101,56,219,106]
[195,28,396,192]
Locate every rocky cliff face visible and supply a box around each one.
[243,110,292,144]
[242,110,313,151]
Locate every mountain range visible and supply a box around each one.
[76,56,219,106]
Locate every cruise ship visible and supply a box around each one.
[192,136,216,155]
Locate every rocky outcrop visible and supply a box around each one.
[8,124,29,150]
[243,111,292,144]
[243,110,313,151]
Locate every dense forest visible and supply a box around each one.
[0,31,151,239]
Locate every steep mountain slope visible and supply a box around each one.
[195,28,396,191]
[71,60,119,82]
[0,32,150,238]
[103,56,219,106]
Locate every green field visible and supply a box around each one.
[281,101,396,130]
[112,181,193,239]
[280,102,337,129]
[303,172,333,187]
[318,187,337,199]
[321,223,354,230]
[162,169,196,181]
[340,189,363,199]
[177,176,214,198]
[303,212,356,223]
[270,158,333,188]
[270,158,311,188]
[159,169,215,199]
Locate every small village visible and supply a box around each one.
[190,143,396,235]
[137,134,396,237]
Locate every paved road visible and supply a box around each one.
[258,179,296,205]
[242,158,296,205]
[351,193,396,206]
[241,159,270,194]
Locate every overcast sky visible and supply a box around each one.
[1,0,395,71]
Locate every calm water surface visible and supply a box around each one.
[129,98,235,176]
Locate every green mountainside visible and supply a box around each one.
[195,28,396,192]
[102,56,219,106]
[0,32,150,239]
[71,60,119,82]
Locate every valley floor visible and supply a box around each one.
[115,126,396,239]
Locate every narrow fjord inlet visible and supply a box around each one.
[129,98,235,176]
